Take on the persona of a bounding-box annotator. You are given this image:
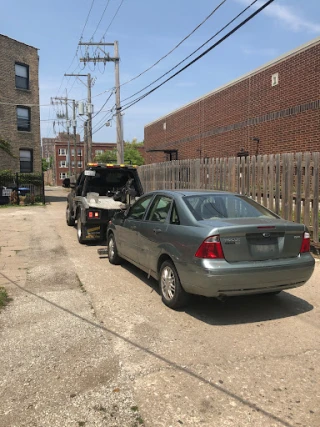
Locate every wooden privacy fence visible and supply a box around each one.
[138,152,320,245]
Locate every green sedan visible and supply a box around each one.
[107,190,315,310]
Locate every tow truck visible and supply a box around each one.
[66,163,143,244]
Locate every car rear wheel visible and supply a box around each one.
[77,212,86,244]
[66,204,75,226]
[159,260,189,309]
[108,233,122,265]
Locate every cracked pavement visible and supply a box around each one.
[0,187,319,427]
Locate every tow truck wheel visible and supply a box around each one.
[66,204,75,226]
[76,212,86,244]
[108,233,122,265]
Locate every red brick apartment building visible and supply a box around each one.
[144,36,320,164]
[0,35,41,172]
[42,134,116,185]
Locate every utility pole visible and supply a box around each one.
[64,73,94,163]
[79,41,124,163]
[52,96,78,177]
[65,91,71,176]
[72,100,77,178]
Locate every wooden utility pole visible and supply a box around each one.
[72,100,77,178]
[52,96,77,176]
[64,73,94,164]
[79,41,123,163]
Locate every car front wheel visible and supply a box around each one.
[108,233,122,265]
[159,260,189,309]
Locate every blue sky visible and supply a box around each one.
[1,0,320,144]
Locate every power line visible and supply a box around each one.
[121,0,274,112]
[55,0,96,97]
[92,111,115,135]
[92,89,115,119]
[121,0,259,105]
[90,0,111,40]
[119,0,228,89]
[99,0,125,41]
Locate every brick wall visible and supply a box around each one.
[144,40,320,164]
[0,35,41,172]
[53,141,117,186]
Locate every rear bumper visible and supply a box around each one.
[177,255,315,297]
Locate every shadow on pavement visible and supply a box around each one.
[118,261,313,325]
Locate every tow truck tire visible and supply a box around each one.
[77,212,86,244]
[108,232,122,265]
[66,204,75,226]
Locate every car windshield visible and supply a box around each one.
[183,194,278,220]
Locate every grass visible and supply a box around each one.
[0,287,9,309]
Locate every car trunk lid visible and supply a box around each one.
[204,218,305,262]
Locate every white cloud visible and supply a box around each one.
[235,0,320,34]
[175,81,197,88]
[241,46,279,56]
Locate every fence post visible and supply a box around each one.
[15,172,20,205]
[42,172,46,205]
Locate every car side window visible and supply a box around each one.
[146,195,172,222]
[170,202,180,225]
[127,195,153,220]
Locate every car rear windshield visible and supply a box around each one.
[183,194,278,220]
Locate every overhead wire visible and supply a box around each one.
[119,0,228,89]
[99,0,125,41]
[55,0,96,97]
[90,0,111,40]
[121,0,274,112]
[121,0,259,105]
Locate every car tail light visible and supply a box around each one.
[88,211,100,219]
[300,232,310,253]
[195,235,225,259]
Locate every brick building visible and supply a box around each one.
[144,37,320,164]
[44,133,117,185]
[0,35,41,172]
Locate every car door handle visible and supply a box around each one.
[130,225,137,230]
[153,228,162,234]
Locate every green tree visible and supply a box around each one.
[95,139,144,166]
[0,137,14,157]
[42,156,53,172]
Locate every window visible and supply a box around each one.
[60,173,67,179]
[78,161,83,167]
[95,150,103,156]
[77,149,82,156]
[170,203,180,225]
[15,63,29,90]
[20,149,33,173]
[17,107,31,131]
[146,195,172,222]
[58,148,67,155]
[183,194,278,220]
[271,73,279,87]
[128,195,154,220]
[59,160,67,168]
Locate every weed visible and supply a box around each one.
[0,287,9,309]
[131,406,139,412]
